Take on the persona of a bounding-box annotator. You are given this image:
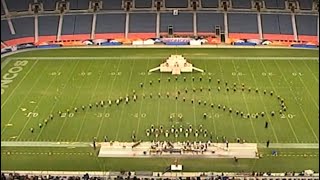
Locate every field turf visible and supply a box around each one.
[1,48,319,172]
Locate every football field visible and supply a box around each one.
[1,48,319,172]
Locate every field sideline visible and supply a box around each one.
[1,48,319,172]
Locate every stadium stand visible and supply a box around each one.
[197,13,224,33]
[38,16,59,36]
[264,0,286,9]
[41,0,57,11]
[102,0,122,10]
[165,0,188,8]
[11,17,34,38]
[160,13,193,32]
[129,13,156,32]
[134,0,153,8]
[73,15,92,34]
[1,20,11,41]
[295,15,317,35]
[96,14,125,33]
[228,13,258,33]
[297,0,313,10]
[5,0,30,12]
[231,0,252,9]
[61,15,76,35]
[69,0,90,10]
[261,14,293,34]
[1,3,5,15]
[201,0,219,8]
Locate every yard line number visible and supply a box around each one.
[261,72,274,76]
[280,114,295,119]
[96,113,110,118]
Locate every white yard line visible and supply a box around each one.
[286,60,319,110]
[203,61,217,136]
[229,59,258,142]
[73,61,100,142]
[301,60,319,83]
[155,73,163,129]
[1,60,39,109]
[16,63,63,140]
[53,60,84,141]
[272,60,319,143]
[258,60,300,143]
[8,57,319,60]
[135,59,150,139]
[217,60,238,138]
[95,59,122,139]
[245,59,279,143]
[35,60,68,141]
[1,61,47,136]
[114,59,136,141]
[190,64,197,141]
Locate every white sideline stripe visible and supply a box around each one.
[1,141,318,149]
[7,57,319,60]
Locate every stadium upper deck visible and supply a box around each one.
[0,0,318,47]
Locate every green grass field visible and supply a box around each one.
[1,48,319,172]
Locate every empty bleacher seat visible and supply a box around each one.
[102,0,122,10]
[135,0,152,8]
[6,0,31,12]
[160,13,193,32]
[228,13,258,33]
[129,13,156,32]
[295,15,317,35]
[41,0,57,11]
[231,0,251,9]
[39,16,59,36]
[96,14,125,33]
[298,0,313,10]
[201,0,219,8]
[165,0,188,8]
[69,0,90,10]
[264,0,285,9]
[261,14,293,34]
[197,13,224,32]
[11,17,34,38]
[74,15,92,34]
